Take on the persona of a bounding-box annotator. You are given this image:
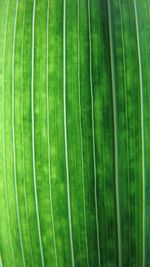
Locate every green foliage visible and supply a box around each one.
[0,0,150,266]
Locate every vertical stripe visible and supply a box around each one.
[77,0,89,266]
[87,0,101,266]
[12,0,26,266]
[118,0,131,265]
[46,0,58,266]
[107,0,122,266]
[21,0,34,265]
[133,1,145,266]
[31,1,45,266]
[2,1,16,266]
[63,0,75,266]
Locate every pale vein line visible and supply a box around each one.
[31,1,45,266]
[21,0,34,265]
[118,0,131,265]
[87,1,101,266]
[12,1,26,266]
[133,1,145,266]
[0,2,8,265]
[63,0,75,266]
[2,0,16,265]
[107,1,122,266]
[46,1,58,266]
[77,0,89,266]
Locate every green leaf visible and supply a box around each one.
[0,0,150,266]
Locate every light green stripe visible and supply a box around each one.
[2,1,16,265]
[12,1,26,266]
[31,1,45,266]
[63,0,75,266]
[133,1,145,266]
[46,0,58,266]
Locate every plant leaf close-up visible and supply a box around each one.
[0,0,150,266]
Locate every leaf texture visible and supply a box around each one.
[0,0,150,266]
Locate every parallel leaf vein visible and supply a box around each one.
[46,1,58,266]
[2,1,16,265]
[12,1,26,265]
[133,1,145,266]
[87,0,101,266]
[107,0,122,265]
[77,0,89,266]
[63,0,75,266]
[31,1,45,266]
[21,0,34,265]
